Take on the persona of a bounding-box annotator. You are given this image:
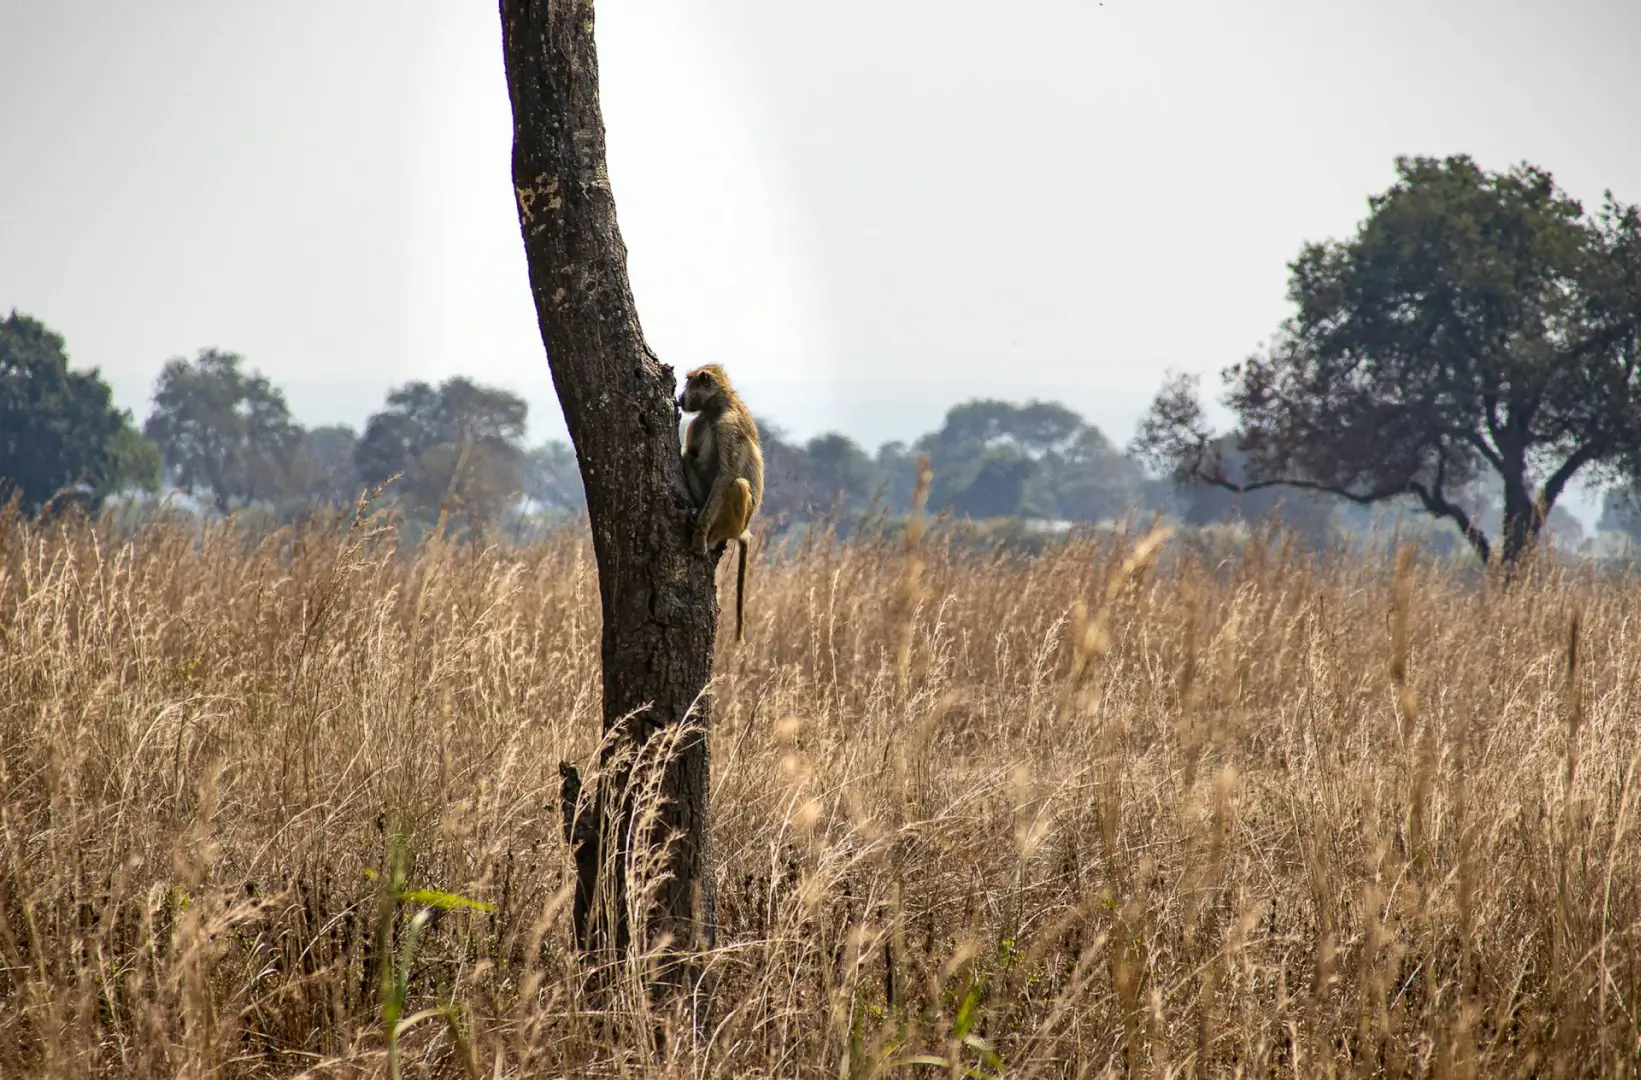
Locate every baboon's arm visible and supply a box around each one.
[694,440,746,551]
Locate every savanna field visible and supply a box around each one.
[6,504,1641,1078]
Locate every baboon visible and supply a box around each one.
[678,364,763,642]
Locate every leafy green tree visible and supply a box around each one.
[287,424,362,509]
[1038,426,1148,523]
[355,377,529,525]
[952,450,1034,518]
[1136,155,1641,565]
[0,310,157,512]
[804,433,877,508]
[916,399,1028,511]
[105,425,164,499]
[1005,401,1086,455]
[917,398,1144,521]
[144,348,302,514]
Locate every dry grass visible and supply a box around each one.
[3,502,1641,1078]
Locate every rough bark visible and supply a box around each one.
[500,0,718,975]
[1500,465,1538,567]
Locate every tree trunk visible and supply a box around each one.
[1500,465,1540,566]
[500,0,719,978]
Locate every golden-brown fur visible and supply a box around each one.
[678,364,763,641]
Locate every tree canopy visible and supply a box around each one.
[286,424,363,509]
[1135,155,1641,564]
[753,401,1149,529]
[144,349,303,515]
[917,399,1145,522]
[0,311,157,513]
[355,377,530,526]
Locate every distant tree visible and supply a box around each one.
[105,425,164,500]
[0,311,157,512]
[286,424,362,509]
[1170,436,1336,548]
[1599,485,1641,542]
[755,420,830,523]
[873,440,918,510]
[751,427,882,525]
[804,433,876,508]
[355,377,529,525]
[1038,426,1148,523]
[144,349,302,514]
[918,398,1142,521]
[523,439,587,513]
[952,450,1034,518]
[1005,401,1086,455]
[917,399,1027,511]
[1135,155,1641,566]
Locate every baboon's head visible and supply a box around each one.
[678,364,731,413]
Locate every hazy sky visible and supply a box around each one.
[4,0,1640,519]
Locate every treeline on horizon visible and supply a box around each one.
[1,306,1630,560]
[6,153,1641,562]
[0,312,1182,532]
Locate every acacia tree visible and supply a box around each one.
[499,1,721,974]
[1135,156,1641,565]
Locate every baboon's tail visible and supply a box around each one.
[730,476,753,643]
[735,531,750,643]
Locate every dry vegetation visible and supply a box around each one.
[4,501,1641,1078]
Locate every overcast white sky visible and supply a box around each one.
[4,0,1640,521]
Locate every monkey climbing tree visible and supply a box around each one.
[499,0,721,980]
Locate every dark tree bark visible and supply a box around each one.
[500,0,719,976]
[1499,462,1537,568]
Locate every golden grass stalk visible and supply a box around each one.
[1,509,1640,1076]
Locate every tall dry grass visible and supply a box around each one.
[2,502,1640,1078]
